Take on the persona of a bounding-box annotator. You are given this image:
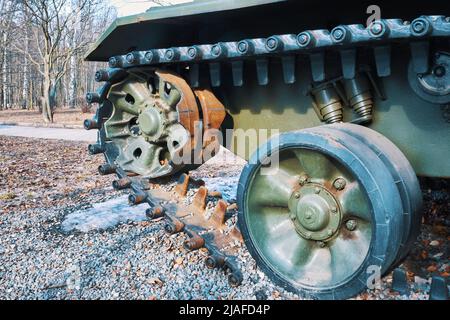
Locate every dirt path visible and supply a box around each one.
[0,125,96,142]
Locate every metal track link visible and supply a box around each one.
[102,15,450,85]
[103,165,244,287]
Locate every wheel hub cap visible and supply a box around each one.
[138,107,163,138]
[290,184,341,241]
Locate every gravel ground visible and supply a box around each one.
[0,136,448,300]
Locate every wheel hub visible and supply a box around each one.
[289,184,341,241]
[138,106,163,139]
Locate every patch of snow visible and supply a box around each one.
[202,175,240,203]
[61,196,147,233]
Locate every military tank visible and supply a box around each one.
[83,0,450,299]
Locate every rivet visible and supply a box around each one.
[327,229,333,236]
[294,192,301,199]
[345,219,357,231]
[315,187,321,194]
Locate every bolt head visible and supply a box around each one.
[109,57,118,67]
[327,229,333,236]
[345,219,357,231]
[333,178,347,191]
[266,37,278,50]
[144,51,153,61]
[188,47,197,58]
[298,175,309,186]
[314,187,321,194]
[317,241,326,248]
[332,28,345,41]
[238,41,248,53]
[331,206,337,213]
[434,65,446,78]
[212,45,222,56]
[412,20,426,33]
[126,53,135,63]
[370,22,384,36]
[297,33,310,46]
[165,49,174,60]
[294,192,301,199]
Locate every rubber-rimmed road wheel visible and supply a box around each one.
[323,123,422,267]
[237,126,404,299]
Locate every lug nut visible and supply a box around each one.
[333,178,347,190]
[298,175,309,186]
[345,219,357,231]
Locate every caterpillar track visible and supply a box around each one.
[84,6,450,299]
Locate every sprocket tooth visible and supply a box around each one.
[211,199,227,226]
[183,231,205,251]
[193,186,208,210]
[174,173,190,196]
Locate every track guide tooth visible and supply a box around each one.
[209,62,221,87]
[211,199,227,226]
[281,55,296,84]
[256,59,269,85]
[340,48,356,79]
[174,173,190,196]
[193,186,208,210]
[189,64,200,88]
[231,61,244,86]
[310,52,326,82]
[373,45,392,77]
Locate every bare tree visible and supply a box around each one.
[13,0,107,122]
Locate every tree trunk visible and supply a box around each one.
[42,74,53,123]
